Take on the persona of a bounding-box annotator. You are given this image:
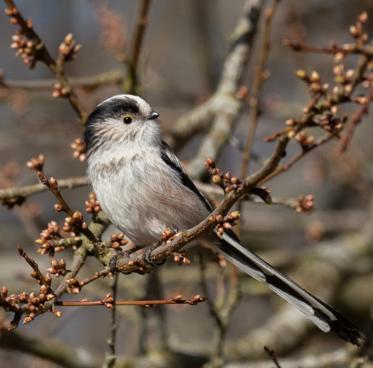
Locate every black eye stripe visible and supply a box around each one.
[87,98,140,123]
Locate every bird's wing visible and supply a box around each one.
[160,141,213,211]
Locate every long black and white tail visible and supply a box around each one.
[218,232,362,345]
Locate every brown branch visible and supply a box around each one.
[166,0,264,156]
[283,39,373,57]
[17,246,53,293]
[33,169,98,244]
[0,328,99,368]
[240,0,279,177]
[199,253,225,357]
[56,294,206,307]
[0,176,88,207]
[3,0,88,123]
[125,0,152,93]
[0,69,124,91]
[78,268,111,289]
[48,236,82,249]
[4,212,110,325]
[103,274,118,368]
[262,133,336,184]
[228,347,356,368]
[4,0,55,66]
[187,0,264,178]
[339,83,373,152]
[263,346,282,368]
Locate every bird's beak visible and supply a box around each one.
[149,111,160,120]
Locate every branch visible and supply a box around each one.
[0,69,124,91]
[263,346,282,368]
[0,329,99,368]
[57,294,206,307]
[187,0,264,178]
[17,246,53,294]
[0,176,88,208]
[227,347,356,368]
[124,0,152,93]
[3,0,88,123]
[103,274,118,368]
[338,83,373,152]
[240,0,279,177]
[283,39,373,58]
[166,0,264,156]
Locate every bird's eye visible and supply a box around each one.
[123,114,133,124]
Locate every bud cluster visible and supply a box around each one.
[47,258,67,277]
[52,82,71,98]
[63,211,87,234]
[172,294,206,305]
[85,192,101,216]
[71,138,87,162]
[172,252,191,266]
[349,11,369,47]
[9,32,37,68]
[161,227,175,242]
[295,70,329,96]
[110,232,128,250]
[102,293,114,309]
[35,221,61,255]
[66,278,81,294]
[272,12,373,150]
[0,284,59,326]
[211,211,240,236]
[205,159,242,193]
[26,154,45,171]
[4,6,42,69]
[295,194,314,213]
[58,33,81,65]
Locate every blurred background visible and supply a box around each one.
[1,0,373,367]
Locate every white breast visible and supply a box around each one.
[87,145,209,246]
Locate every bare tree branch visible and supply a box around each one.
[166,0,264,160]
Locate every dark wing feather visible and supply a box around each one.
[160,141,213,212]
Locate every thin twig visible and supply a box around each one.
[125,0,152,93]
[263,346,282,368]
[0,176,88,207]
[240,0,279,177]
[338,84,373,152]
[3,0,88,122]
[17,246,53,294]
[79,269,111,289]
[0,69,124,91]
[35,170,98,244]
[283,39,373,58]
[187,0,264,178]
[104,274,119,368]
[56,295,206,307]
[199,253,224,332]
[167,0,264,157]
[262,133,336,184]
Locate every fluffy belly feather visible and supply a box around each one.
[89,155,209,246]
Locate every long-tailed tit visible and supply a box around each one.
[84,94,362,345]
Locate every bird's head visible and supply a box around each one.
[84,94,160,157]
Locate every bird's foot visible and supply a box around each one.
[144,241,166,266]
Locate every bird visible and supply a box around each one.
[84,94,362,345]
